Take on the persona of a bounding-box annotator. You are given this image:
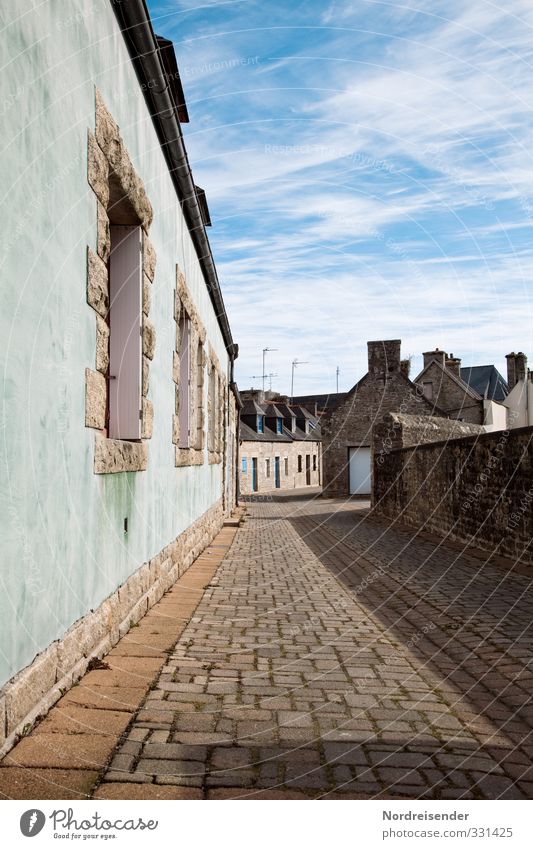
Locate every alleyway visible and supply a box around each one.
[95,491,533,799]
[4,491,533,799]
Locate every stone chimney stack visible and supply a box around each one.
[423,348,446,370]
[506,352,527,390]
[445,353,462,378]
[516,352,527,384]
[367,340,401,377]
[400,358,411,378]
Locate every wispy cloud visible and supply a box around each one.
[149,0,533,392]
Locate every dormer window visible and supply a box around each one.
[291,417,296,433]
[257,415,264,433]
[276,417,283,434]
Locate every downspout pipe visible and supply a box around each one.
[110,0,236,360]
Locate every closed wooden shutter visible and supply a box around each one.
[178,312,190,448]
[108,225,142,440]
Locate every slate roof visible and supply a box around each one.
[264,403,285,417]
[291,392,348,412]
[241,399,265,416]
[240,421,293,443]
[460,365,508,402]
[240,421,321,443]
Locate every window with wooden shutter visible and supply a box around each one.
[178,311,191,448]
[108,225,143,440]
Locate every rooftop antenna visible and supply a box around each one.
[336,366,340,394]
[262,347,277,392]
[267,372,278,391]
[291,358,308,402]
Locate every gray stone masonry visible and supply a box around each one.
[373,424,533,566]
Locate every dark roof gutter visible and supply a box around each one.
[110,0,237,359]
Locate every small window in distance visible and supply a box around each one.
[265,458,270,477]
[276,417,282,434]
[298,455,302,473]
[313,455,316,471]
[422,381,433,400]
[257,415,264,433]
[178,310,191,448]
[291,417,296,432]
[284,457,289,476]
[242,457,247,473]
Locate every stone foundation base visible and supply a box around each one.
[0,499,224,758]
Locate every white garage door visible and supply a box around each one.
[349,446,371,495]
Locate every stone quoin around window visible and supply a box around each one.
[207,343,225,465]
[173,266,206,467]
[85,89,156,474]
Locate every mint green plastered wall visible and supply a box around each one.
[0,0,230,686]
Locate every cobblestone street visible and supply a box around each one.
[93,491,533,799]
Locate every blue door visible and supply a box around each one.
[274,456,280,488]
[252,457,258,492]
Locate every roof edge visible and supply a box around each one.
[110,0,236,357]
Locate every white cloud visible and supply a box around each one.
[150,0,533,391]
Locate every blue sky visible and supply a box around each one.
[147,0,533,396]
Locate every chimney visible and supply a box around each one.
[423,348,446,370]
[400,358,411,378]
[506,353,516,389]
[367,340,401,377]
[516,352,527,384]
[445,353,462,378]
[506,352,527,389]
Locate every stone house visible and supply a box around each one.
[414,349,507,429]
[0,0,238,755]
[239,392,321,494]
[321,340,444,498]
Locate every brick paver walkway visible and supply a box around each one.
[92,492,533,800]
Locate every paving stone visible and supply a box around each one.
[284,767,330,789]
[59,686,146,711]
[172,732,233,746]
[207,787,309,799]
[94,783,203,799]
[136,759,205,777]
[278,711,314,728]
[211,747,254,769]
[206,770,256,787]
[323,743,368,765]
[32,706,131,737]
[142,743,208,762]
[377,767,426,786]
[0,768,98,800]
[5,733,118,770]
